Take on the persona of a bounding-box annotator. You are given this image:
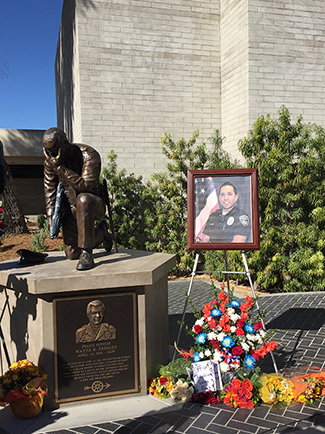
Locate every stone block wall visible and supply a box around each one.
[248,0,325,137]
[56,0,325,177]
[56,0,221,180]
[220,0,249,162]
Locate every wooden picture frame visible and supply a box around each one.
[187,168,260,251]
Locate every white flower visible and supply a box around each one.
[207,332,217,340]
[207,316,212,322]
[247,334,255,341]
[241,342,250,352]
[257,335,263,345]
[217,332,225,342]
[195,318,205,327]
[227,307,235,316]
[213,350,223,362]
[259,330,266,338]
[215,325,222,332]
[199,352,204,359]
[220,362,230,372]
[230,326,237,333]
[230,313,241,323]
[205,349,212,357]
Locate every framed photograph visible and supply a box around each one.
[187,168,260,251]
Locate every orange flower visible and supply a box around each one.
[203,303,212,318]
[231,378,242,389]
[242,379,253,392]
[219,315,229,328]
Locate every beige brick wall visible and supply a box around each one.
[220,0,249,163]
[248,0,325,134]
[56,0,325,174]
[57,0,221,180]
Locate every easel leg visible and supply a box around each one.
[241,251,278,373]
[172,252,200,361]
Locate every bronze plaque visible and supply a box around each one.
[54,292,138,403]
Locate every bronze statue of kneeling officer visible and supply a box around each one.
[43,127,112,270]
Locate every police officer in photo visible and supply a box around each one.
[202,181,250,243]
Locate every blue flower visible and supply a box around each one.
[244,323,255,333]
[193,352,201,362]
[196,332,207,345]
[222,336,235,348]
[230,300,241,308]
[244,354,256,370]
[211,308,222,317]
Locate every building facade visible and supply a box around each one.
[56,0,325,180]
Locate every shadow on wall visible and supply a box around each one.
[56,0,97,141]
[0,274,38,370]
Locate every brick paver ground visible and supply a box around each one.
[43,280,325,434]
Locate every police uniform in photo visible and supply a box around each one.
[203,206,251,243]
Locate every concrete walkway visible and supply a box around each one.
[0,280,324,434]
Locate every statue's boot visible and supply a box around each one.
[76,249,94,270]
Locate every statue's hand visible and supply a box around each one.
[43,147,62,172]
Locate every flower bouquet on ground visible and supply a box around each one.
[0,359,47,418]
[259,373,295,407]
[180,283,278,375]
[148,358,194,402]
[285,366,325,406]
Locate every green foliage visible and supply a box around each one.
[101,151,156,250]
[101,130,235,274]
[145,130,236,274]
[31,228,48,252]
[36,214,49,233]
[237,105,325,292]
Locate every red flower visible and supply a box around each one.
[0,208,3,213]
[223,324,231,333]
[149,378,155,385]
[194,325,203,333]
[235,328,244,336]
[251,349,260,361]
[208,319,217,329]
[254,321,263,330]
[192,390,221,405]
[210,339,219,349]
[237,319,245,328]
[159,377,167,385]
[218,291,227,302]
[0,221,4,229]
[246,400,254,409]
[232,346,243,356]
[211,299,218,305]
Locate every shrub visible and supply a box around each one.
[237,105,325,292]
[144,130,236,274]
[31,228,48,252]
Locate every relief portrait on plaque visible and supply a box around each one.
[75,299,117,343]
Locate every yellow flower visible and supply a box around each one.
[297,394,307,403]
[166,381,174,392]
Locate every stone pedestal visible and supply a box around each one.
[0,249,176,409]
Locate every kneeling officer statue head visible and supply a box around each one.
[43,127,112,270]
